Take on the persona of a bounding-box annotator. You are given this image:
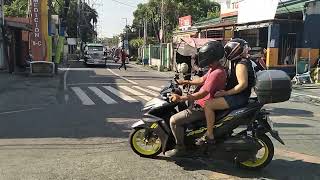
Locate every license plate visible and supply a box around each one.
[267,116,274,129]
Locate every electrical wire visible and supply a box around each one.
[109,0,136,8]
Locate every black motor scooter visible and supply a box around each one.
[129,76,285,170]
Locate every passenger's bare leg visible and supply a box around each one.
[204,98,229,139]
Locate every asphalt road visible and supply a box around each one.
[0,60,320,180]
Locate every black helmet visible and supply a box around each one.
[224,38,250,61]
[198,41,225,68]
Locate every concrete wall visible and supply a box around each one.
[150,58,161,67]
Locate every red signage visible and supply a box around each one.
[31,0,42,61]
[179,15,192,29]
[30,0,48,61]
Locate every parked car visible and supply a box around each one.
[84,43,106,67]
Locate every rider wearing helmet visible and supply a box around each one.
[168,41,227,156]
[196,38,256,145]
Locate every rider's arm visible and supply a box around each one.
[180,91,208,101]
[181,77,205,86]
[180,70,225,101]
[225,64,248,96]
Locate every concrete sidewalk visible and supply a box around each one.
[292,83,320,104]
[128,62,176,78]
[0,72,64,112]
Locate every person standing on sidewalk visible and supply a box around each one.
[118,48,127,70]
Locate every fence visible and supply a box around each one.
[138,43,173,71]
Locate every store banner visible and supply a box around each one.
[31,0,49,61]
[237,0,279,24]
[179,16,192,30]
[217,0,241,17]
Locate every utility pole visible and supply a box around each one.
[122,18,128,52]
[143,19,147,46]
[0,0,4,69]
[159,0,164,71]
[160,0,164,43]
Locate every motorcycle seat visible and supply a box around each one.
[216,110,232,121]
[185,109,231,129]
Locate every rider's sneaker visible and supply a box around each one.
[195,135,216,146]
[166,145,187,157]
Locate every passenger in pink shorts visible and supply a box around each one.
[168,41,226,157]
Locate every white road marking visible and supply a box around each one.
[147,86,162,92]
[103,86,138,102]
[119,86,152,101]
[63,65,70,91]
[292,92,320,100]
[107,118,141,123]
[107,68,138,85]
[88,87,117,104]
[0,108,43,115]
[68,83,131,86]
[71,87,95,105]
[133,86,158,96]
[59,68,93,71]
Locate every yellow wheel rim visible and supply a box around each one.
[132,129,161,156]
[240,139,269,167]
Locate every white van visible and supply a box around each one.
[84,43,106,66]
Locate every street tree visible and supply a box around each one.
[4,0,28,17]
[66,0,98,43]
[132,0,220,43]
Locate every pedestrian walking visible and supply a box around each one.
[118,48,127,70]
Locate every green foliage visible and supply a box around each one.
[66,0,98,43]
[99,36,120,47]
[132,0,220,43]
[129,38,144,49]
[4,0,28,17]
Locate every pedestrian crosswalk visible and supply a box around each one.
[69,85,162,106]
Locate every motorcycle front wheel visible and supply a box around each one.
[129,128,162,158]
[237,134,274,170]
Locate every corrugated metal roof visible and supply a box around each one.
[194,0,308,28]
[277,0,307,14]
[194,17,221,27]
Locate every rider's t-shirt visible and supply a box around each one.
[195,67,227,108]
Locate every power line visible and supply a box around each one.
[110,0,136,8]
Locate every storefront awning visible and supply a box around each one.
[176,38,216,56]
[5,17,32,31]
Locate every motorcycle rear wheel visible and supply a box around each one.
[237,134,274,170]
[129,128,162,158]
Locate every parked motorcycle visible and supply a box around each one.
[129,70,290,170]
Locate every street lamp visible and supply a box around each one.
[122,18,128,53]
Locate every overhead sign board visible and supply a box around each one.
[237,0,279,24]
[179,16,192,30]
[217,0,241,17]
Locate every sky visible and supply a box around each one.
[95,0,148,38]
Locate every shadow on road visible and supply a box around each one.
[274,122,312,128]
[156,156,320,179]
[0,103,143,139]
[269,107,314,117]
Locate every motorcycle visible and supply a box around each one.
[129,75,285,170]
